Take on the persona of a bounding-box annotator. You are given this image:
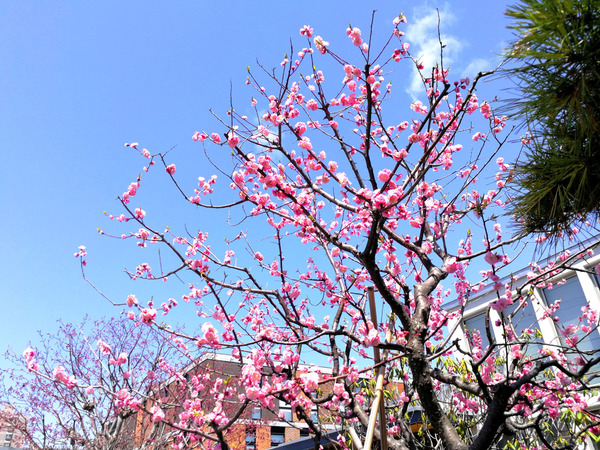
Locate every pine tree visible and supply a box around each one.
[504,0,600,236]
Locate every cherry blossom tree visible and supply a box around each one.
[2,317,186,449]
[48,12,600,450]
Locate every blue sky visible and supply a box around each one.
[0,2,516,355]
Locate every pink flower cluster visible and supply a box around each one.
[97,339,111,355]
[196,322,221,349]
[151,405,166,422]
[23,348,39,372]
[299,371,320,393]
[53,366,78,389]
[314,36,329,54]
[346,27,362,46]
[109,352,128,366]
[115,389,141,411]
[140,307,157,324]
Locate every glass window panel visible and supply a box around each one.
[271,426,285,446]
[593,268,600,289]
[310,408,318,423]
[504,298,543,358]
[505,298,537,334]
[464,312,490,352]
[278,400,293,421]
[543,276,600,355]
[246,431,256,450]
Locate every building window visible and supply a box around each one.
[271,426,285,447]
[278,400,293,421]
[543,276,600,355]
[4,434,11,441]
[251,406,261,420]
[593,269,600,288]
[280,408,293,421]
[504,298,543,358]
[245,432,256,450]
[464,312,490,352]
[310,408,319,423]
[505,298,538,335]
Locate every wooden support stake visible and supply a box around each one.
[363,287,389,450]
[349,426,365,450]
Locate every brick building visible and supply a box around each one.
[0,405,26,449]
[133,353,341,449]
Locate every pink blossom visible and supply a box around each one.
[399,391,410,403]
[97,339,111,355]
[421,241,433,254]
[298,137,312,150]
[409,217,423,228]
[491,297,510,312]
[333,383,345,396]
[306,99,318,111]
[126,294,138,307]
[362,327,381,347]
[373,194,388,209]
[200,322,221,349]
[227,132,240,148]
[53,366,78,389]
[378,169,392,182]
[140,308,157,324]
[135,208,146,220]
[484,252,503,266]
[346,27,362,46]
[73,245,87,258]
[165,164,176,175]
[23,347,35,362]
[314,36,329,54]
[393,14,407,25]
[151,405,166,422]
[192,131,207,142]
[299,25,313,38]
[444,257,461,274]
[480,102,492,119]
[300,371,320,392]
[116,389,141,411]
[117,352,128,365]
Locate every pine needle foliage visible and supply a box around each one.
[503,0,600,236]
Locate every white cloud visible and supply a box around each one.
[462,58,493,78]
[405,5,462,99]
[403,4,501,102]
